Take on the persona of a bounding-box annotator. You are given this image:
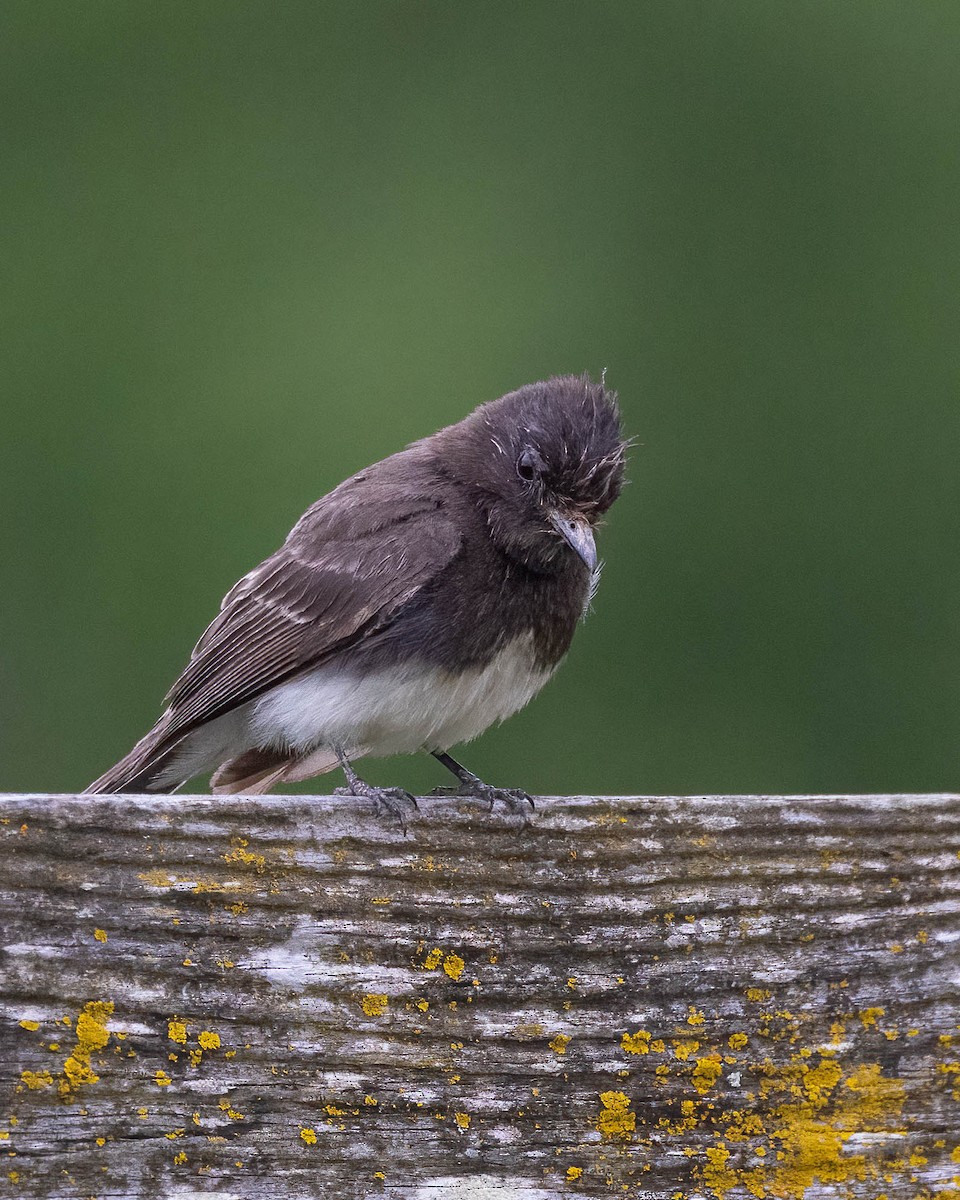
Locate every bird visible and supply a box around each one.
[86,374,626,814]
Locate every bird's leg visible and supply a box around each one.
[430,751,534,814]
[333,747,418,832]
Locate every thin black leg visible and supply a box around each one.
[430,751,534,813]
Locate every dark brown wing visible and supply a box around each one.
[160,452,461,741]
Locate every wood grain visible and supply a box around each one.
[0,792,958,1200]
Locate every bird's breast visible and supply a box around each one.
[250,632,554,758]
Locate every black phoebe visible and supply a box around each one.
[86,375,626,811]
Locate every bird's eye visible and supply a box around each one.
[516,450,538,481]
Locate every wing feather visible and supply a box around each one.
[160,456,461,742]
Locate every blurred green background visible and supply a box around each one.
[3,1,959,798]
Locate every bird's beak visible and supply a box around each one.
[549,511,597,571]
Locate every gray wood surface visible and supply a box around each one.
[0,791,958,1200]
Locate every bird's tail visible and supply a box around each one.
[85,714,186,794]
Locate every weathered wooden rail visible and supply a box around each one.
[0,792,958,1200]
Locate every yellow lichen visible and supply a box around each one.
[59,1000,114,1096]
[858,1007,885,1029]
[692,1055,723,1094]
[174,1151,187,1165]
[300,1127,317,1145]
[197,1031,220,1050]
[673,1039,700,1061]
[20,1070,53,1090]
[223,836,266,871]
[167,1020,187,1045]
[745,987,771,1002]
[93,928,108,943]
[454,1112,470,1129]
[361,994,388,1017]
[728,1032,748,1050]
[697,1051,907,1200]
[621,1030,651,1055]
[549,1033,570,1055]
[18,1020,39,1032]
[567,1165,583,1180]
[597,1090,635,1140]
[688,1006,706,1026]
[443,953,465,981]
[155,1069,172,1087]
[423,948,443,970]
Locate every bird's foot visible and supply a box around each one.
[430,772,535,816]
[334,781,419,833]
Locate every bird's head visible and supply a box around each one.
[437,374,627,574]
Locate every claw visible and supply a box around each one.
[334,783,418,834]
[429,779,534,818]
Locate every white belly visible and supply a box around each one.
[250,634,555,757]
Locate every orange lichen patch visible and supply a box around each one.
[59,1000,114,1097]
[18,1020,39,1032]
[454,1112,470,1129]
[361,994,388,1017]
[197,1031,220,1051]
[167,1020,188,1046]
[223,836,266,872]
[93,928,108,943]
[597,1090,635,1140]
[549,1033,570,1055]
[299,1127,317,1145]
[692,1055,723,1094]
[622,1030,651,1055]
[443,954,466,981]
